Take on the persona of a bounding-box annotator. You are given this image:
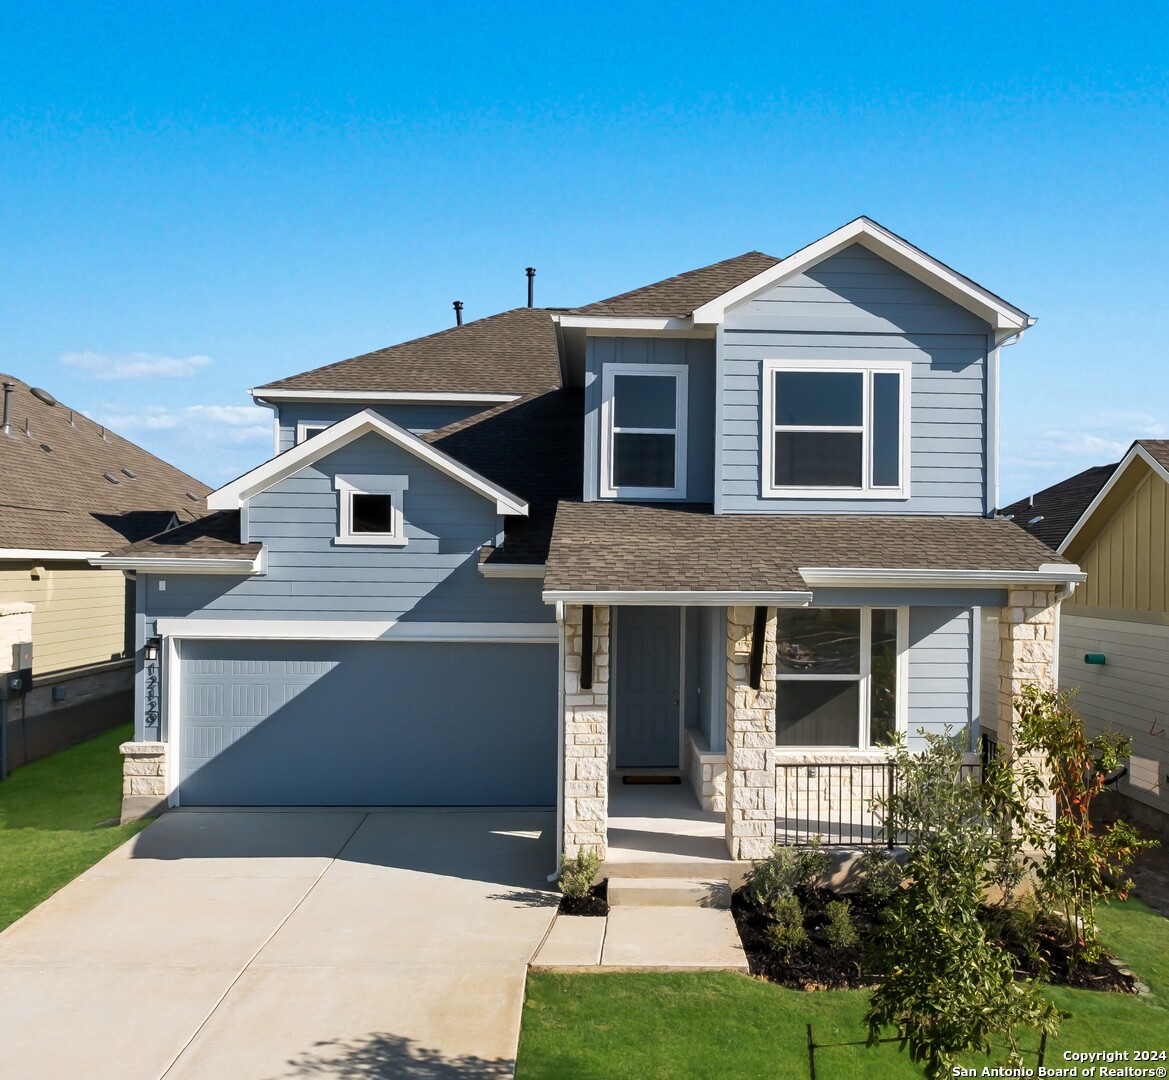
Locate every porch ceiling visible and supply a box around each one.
[543,501,1080,599]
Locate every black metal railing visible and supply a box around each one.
[775,758,985,847]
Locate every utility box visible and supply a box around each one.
[0,641,33,700]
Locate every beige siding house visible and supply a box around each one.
[0,375,210,770]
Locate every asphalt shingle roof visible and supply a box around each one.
[999,463,1118,551]
[544,502,1072,594]
[0,374,211,554]
[104,511,259,561]
[1137,439,1169,473]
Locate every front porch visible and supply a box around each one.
[560,591,1065,865]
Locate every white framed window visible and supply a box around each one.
[296,420,331,444]
[761,359,911,499]
[774,607,908,750]
[599,363,688,499]
[333,474,408,546]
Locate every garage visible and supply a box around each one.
[175,638,558,806]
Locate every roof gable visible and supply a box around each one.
[206,408,528,516]
[1000,462,1118,551]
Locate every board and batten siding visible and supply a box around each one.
[583,336,715,503]
[0,562,128,674]
[1066,466,1169,614]
[718,244,992,514]
[907,606,974,750]
[143,432,549,624]
[275,402,488,455]
[1060,613,1169,817]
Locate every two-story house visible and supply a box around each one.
[98,218,1083,862]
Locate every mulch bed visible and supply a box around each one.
[558,879,608,917]
[732,887,1140,994]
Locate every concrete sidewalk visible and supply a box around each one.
[0,808,558,1079]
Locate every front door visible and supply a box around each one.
[614,607,681,768]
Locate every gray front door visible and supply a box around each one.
[614,607,680,768]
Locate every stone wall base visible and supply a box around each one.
[120,741,167,823]
[684,730,727,812]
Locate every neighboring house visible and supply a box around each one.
[0,375,210,770]
[98,217,1083,861]
[1013,441,1169,828]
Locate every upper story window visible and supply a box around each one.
[600,363,688,499]
[296,420,330,444]
[334,474,408,546]
[761,360,911,499]
[774,607,906,750]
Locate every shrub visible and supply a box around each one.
[856,848,903,903]
[558,849,601,900]
[825,899,858,950]
[746,838,831,915]
[765,893,808,959]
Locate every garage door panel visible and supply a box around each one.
[177,639,557,806]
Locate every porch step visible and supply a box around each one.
[603,858,751,888]
[608,876,732,909]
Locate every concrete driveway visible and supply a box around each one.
[0,808,559,1079]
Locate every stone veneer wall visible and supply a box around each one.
[725,606,777,859]
[562,604,610,860]
[996,588,1060,750]
[685,730,727,812]
[120,742,168,823]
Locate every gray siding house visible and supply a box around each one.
[98,218,1083,861]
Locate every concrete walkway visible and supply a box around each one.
[0,808,559,1079]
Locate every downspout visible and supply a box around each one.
[548,600,566,883]
[1051,577,1079,687]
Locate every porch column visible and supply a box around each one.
[562,604,610,860]
[725,606,777,860]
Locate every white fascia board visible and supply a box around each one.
[1058,442,1169,555]
[250,389,518,405]
[692,218,1030,332]
[0,548,106,560]
[477,562,546,579]
[542,589,813,606]
[798,566,1086,588]
[207,408,528,517]
[89,553,265,575]
[553,315,703,335]
[155,618,557,642]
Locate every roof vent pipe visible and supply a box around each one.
[1,382,14,436]
[453,300,463,327]
[526,267,535,308]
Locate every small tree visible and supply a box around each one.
[865,732,1060,1079]
[1013,685,1157,957]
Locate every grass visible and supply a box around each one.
[0,724,150,931]
[517,899,1169,1079]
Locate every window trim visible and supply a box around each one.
[774,606,909,752]
[333,473,409,546]
[599,362,689,499]
[296,420,331,444]
[761,359,911,500]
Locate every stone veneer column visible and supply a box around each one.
[562,604,610,860]
[119,742,168,823]
[996,587,1060,751]
[725,606,777,860]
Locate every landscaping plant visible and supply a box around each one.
[558,848,601,900]
[765,893,808,959]
[745,837,830,915]
[1013,685,1157,959]
[825,899,858,950]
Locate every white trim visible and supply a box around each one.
[296,419,331,444]
[154,618,558,642]
[334,473,408,547]
[598,363,688,500]
[543,589,813,606]
[252,389,519,405]
[165,635,180,806]
[207,408,528,517]
[761,358,911,500]
[1058,442,1169,554]
[797,566,1086,587]
[691,217,1031,333]
[554,315,708,335]
[0,548,106,560]
[89,553,266,575]
[477,562,546,579]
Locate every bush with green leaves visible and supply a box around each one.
[746,838,831,915]
[864,731,1060,1079]
[558,848,601,900]
[1013,685,1157,957]
[856,848,903,903]
[825,899,858,950]
[765,893,808,959]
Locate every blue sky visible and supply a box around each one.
[2,2,1167,501]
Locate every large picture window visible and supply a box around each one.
[762,360,910,499]
[600,363,688,498]
[774,608,905,749]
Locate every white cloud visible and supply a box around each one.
[60,350,214,379]
[96,404,270,445]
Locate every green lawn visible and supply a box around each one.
[0,724,150,931]
[517,900,1169,1079]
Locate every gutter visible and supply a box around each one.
[89,551,266,576]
